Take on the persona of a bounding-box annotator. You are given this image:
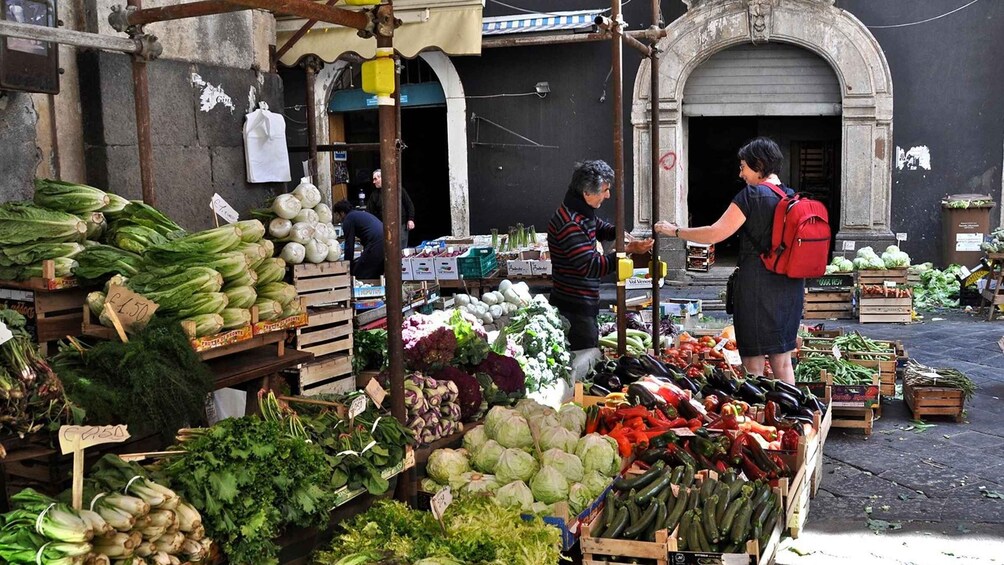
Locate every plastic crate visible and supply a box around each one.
[457,247,497,278]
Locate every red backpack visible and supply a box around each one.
[759,182,831,278]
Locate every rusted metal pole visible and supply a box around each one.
[302,55,323,178]
[128,0,156,205]
[118,0,244,27]
[595,16,651,56]
[649,0,662,352]
[275,0,338,60]
[288,142,381,153]
[220,0,370,30]
[611,0,627,356]
[0,19,144,52]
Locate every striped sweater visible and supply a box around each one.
[547,190,617,316]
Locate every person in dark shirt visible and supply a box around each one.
[367,169,416,246]
[547,160,653,350]
[333,199,385,279]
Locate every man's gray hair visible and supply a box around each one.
[569,160,614,196]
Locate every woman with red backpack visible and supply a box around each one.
[655,137,808,385]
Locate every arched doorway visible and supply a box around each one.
[631,0,894,271]
[312,51,470,240]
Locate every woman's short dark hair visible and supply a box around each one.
[569,160,615,196]
[333,199,353,216]
[738,137,783,176]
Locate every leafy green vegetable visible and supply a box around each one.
[33,178,110,214]
[0,202,87,246]
[0,242,83,267]
[71,243,143,280]
[450,309,491,366]
[353,329,389,374]
[913,265,962,310]
[160,416,334,565]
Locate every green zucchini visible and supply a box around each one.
[699,477,717,500]
[681,463,696,487]
[669,465,684,485]
[730,497,754,544]
[644,500,668,542]
[624,499,660,539]
[703,495,721,544]
[614,460,666,491]
[604,506,630,539]
[677,509,694,550]
[713,482,731,524]
[636,466,673,505]
[719,496,746,538]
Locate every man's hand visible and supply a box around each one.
[654,221,678,236]
[626,239,654,254]
[407,220,415,230]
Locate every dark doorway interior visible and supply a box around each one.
[344,106,450,247]
[687,116,841,264]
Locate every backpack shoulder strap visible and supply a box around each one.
[760,181,787,199]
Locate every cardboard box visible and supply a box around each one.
[434,248,465,280]
[530,259,552,275]
[411,257,437,281]
[506,259,533,277]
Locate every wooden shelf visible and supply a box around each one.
[207,348,313,390]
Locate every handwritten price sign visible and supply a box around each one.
[106,285,157,332]
[430,486,453,521]
[59,425,130,455]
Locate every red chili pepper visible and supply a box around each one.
[781,428,800,451]
[714,460,730,474]
[657,388,683,407]
[740,452,768,480]
[687,418,703,432]
[615,405,652,419]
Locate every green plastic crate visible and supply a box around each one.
[458,247,497,279]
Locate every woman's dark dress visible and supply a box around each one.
[731,183,805,357]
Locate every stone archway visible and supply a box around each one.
[631,0,894,255]
[313,52,471,236]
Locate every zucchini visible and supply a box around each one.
[691,515,711,552]
[636,466,673,505]
[614,460,665,491]
[713,482,731,524]
[699,477,717,500]
[669,465,684,485]
[753,493,776,527]
[681,464,696,488]
[604,506,630,539]
[644,500,668,542]
[624,499,660,539]
[730,497,754,544]
[677,509,694,551]
[720,469,737,484]
[687,487,700,511]
[591,493,615,537]
[719,496,746,538]
[725,479,745,504]
[626,499,641,528]
[664,487,689,533]
[657,481,675,506]
[703,495,720,544]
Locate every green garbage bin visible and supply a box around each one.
[942,194,995,266]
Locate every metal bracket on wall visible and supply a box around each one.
[470,113,558,149]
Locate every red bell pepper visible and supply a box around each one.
[740,452,768,480]
[781,428,800,451]
[687,418,703,432]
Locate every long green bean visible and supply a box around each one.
[904,360,976,400]
[794,356,876,385]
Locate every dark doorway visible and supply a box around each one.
[687,116,841,264]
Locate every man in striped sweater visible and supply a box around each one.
[547,160,653,350]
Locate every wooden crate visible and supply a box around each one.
[296,353,354,396]
[0,267,89,355]
[293,306,352,358]
[831,406,874,436]
[572,382,611,409]
[292,261,351,309]
[858,296,912,323]
[580,524,669,565]
[904,382,965,422]
[856,268,908,286]
[666,504,783,565]
[803,290,854,319]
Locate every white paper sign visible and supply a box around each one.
[842,240,856,251]
[713,339,727,352]
[0,321,12,346]
[431,487,453,520]
[723,349,742,365]
[884,281,897,288]
[210,193,239,224]
[832,344,842,360]
[896,232,908,242]
[960,265,972,278]
[956,233,982,252]
[349,395,367,419]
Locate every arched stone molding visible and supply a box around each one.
[632,0,894,247]
[312,52,470,236]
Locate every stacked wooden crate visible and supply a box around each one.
[857,268,912,323]
[290,261,354,395]
[803,274,854,320]
[0,260,89,356]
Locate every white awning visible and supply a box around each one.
[481,10,604,36]
[276,0,483,64]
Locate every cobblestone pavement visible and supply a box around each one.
[777,310,1004,564]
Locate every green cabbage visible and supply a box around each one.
[472,439,504,473]
[427,448,469,484]
[568,483,596,516]
[529,501,554,516]
[493,413,533,450]
[420,478,445,494]
[530,465,569,504]
[581,470,611,499]
[558,404,587,436]
[574,433,621,477]
[541,448,583,483]
[494,448,538,484]
[494,480,533,511]
[484,406,516,439]
[449,472,500,494]
[144,224,242,264]
[538,426,578,453]
[463,425,488,453]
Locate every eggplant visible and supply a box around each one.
[709,369,739,395]
[674,375,701,394]
[642,354,670,377]
[772,379,807,404]
[588,383,613,397]
[803,395,827,414]
[676,398,702,420]
[796,406,817,419]
[592,372,622,392]
[765,390,801,414]
[628,383,664,408]
[736,380,766,403]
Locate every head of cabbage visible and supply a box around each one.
[494,448,539,484]
[568,483,596,516]
[463,425,488,454]
[541,448,584,483]
[538,425,578,454]
[515,398,557,422]
[493,412,533,449]
[472,439,504,474]
[426,448,469,484]
[574,434,621,477]
[494,480,534,512]
[484,406,516,440]
[530,465,570,505]
[449,472,500,495]
[558,404,587,436]
[581,470,611,500]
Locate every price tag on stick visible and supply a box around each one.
[365,378,387,407]
[59,425,131,510]
[431,486,453,526]
[106,285,158,334]
[723,349,742,366]
[713,339,727,353]
[832,344,842,360]
[210,193,239,225]
[349,395,367,422]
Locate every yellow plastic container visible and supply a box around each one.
[361,54,395,97]
[649,260,667,278]
[345,0,381,5]
[617,256,634,281]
